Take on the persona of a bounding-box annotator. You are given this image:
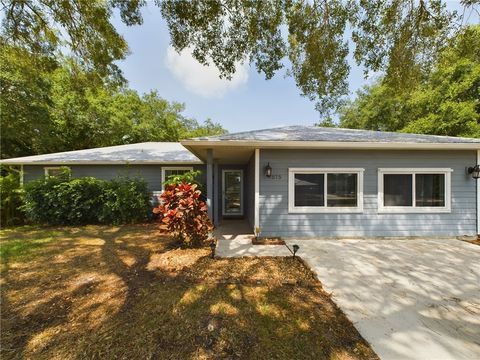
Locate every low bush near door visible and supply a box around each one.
[154,171,213,247]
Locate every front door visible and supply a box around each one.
[222,170,243,216]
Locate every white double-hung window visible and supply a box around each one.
[161,166,194,186]
[44,166,70,177]
[288,168,364,213]
[378,168,452,213]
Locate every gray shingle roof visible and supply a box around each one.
[0,142,201,165]
[188,126,480,144]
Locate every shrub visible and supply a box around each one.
[23,173,150,225]
[154,171,213,247]
[100,177,150,224]
[0,169,25,226]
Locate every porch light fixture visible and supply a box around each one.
[292,244,299,257]
[265,163,272,177]
[467,165,480,179]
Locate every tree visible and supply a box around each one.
[338,25,480,138]
[0,43,56,158]
[159,0,470,115]
[0,0,143,81]
[2,0,477,116]
[0,53,227,158]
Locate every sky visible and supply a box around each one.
[112,1,478,133]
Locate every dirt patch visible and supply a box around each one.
[1,224,378,360]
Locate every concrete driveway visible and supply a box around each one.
[285,239,480,360]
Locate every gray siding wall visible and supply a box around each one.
[259,149,477,238]
[24,164,206,192]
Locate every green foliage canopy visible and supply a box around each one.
[0,52,226,158]
[338,25,480,138]
[159,0,469,115]
[2,0,476,116]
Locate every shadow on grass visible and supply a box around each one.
[1,224,377,360]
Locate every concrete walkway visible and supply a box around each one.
[214,220,291,257]
[285,238,480,360]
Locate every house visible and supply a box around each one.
[2,126,480,238]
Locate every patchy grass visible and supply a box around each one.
[0,224,378,360]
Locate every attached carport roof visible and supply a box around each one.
[0,142,202,165]
[181,126,480,162]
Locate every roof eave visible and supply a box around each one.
[180,140,480,150]
[0,160,204,165]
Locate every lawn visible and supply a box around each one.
[0,224,378,360]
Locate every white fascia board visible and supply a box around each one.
[0,160,204,165]
[180,140,480,150]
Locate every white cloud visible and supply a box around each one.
[165,46,248,98]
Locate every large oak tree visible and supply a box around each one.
[2,0,476,116]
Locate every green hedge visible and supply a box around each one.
[0,170,25,226]
[23,173,150,225]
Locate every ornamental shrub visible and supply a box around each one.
[23,173,150,225]
[100,177,150,224]
[154,171,213,247]
[0,168,25,226]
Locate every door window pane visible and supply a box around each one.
[416,174,445,207]
[294,174,324,206]
[384,174,413,206]
[327,173,357,207]
[224,171,242,214]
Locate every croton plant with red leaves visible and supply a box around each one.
[153,181,213,247]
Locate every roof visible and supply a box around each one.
[186,125,480,145]
[0,142,202,165]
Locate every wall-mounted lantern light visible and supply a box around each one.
[265,163,272,177]
[467,165,480,179]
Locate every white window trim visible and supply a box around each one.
[161,166,193,185]
[378,168,452,214]
[44,166,70,178]
[288,168,364,213]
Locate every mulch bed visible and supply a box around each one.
[252,237,285,245]
[463,238,480,246]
